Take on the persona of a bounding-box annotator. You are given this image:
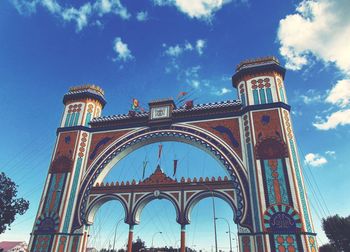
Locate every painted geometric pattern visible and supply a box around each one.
[62,158,83,232]
[43,173,66,213]
[274,234,298,252]
[242,236,251,252]
[58,236,67,252]
[33,235,51,252]
[34,212,60,233]
[308,236,317,252]
[263,205,302,233]
[263,159,289,205]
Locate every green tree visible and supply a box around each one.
[0,172,29,234]
[322,214,350,251]
[319,243,337,252]
[132,237,145,252]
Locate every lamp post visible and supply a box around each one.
[215,217,232,252]
[190,183,218,252]
[112,218,124,252]
[151,231,162,251]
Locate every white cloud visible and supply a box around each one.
[313,109,350,130]
[165,45,183,57]
[113,37,134,62]
[195,39,206,55]
[299,89,324,104]
[62,3,92,31]
[304,153,328,167]
[325,150,336,157]
[10,0,130,31]
[153,0,235,20]
[136,11,148,21]
[163,39,206,58]
[190,80,200,89]
[326,79,350,108]
[277,0,350,74]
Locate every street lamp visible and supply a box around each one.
[226,231,239,252]
[151,231,162,250]
[112,217,124,252]
[190,183,218,252]
[215,217,232,252]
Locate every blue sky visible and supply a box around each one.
[1,0,350,249]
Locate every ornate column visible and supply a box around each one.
[127,224,134,252]
[180,224,186,252]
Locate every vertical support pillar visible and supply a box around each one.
[127,224,134,252]
[180,224,186,252]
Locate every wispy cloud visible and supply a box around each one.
[136,11,148,21]
[113,37,134,62]
[163,39,207,58]
[11,0,130,31]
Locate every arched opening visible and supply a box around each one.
[186,197,239,252]
[86,200,129,251]
[132,198,179,250]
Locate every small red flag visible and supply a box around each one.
[177,91,188,99]
[158,144,163,159]
[173,160,178,177]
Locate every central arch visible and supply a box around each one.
[72,124,253,232]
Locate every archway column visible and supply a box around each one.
[180,224,186,252]
[127,224,134,252]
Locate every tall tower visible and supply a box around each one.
[29,85,106,252]
[232,57,317,251]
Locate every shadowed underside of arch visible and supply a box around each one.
[72,124,253,232]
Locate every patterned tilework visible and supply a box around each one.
[263,159,289,205]
[33,235,51,252]
[308,236,317,252]
[244,114,261,230]
[274,234,298,252]
[242,236,251,252]
[43,173,66,213]
[62,158,83,232]
[284,111,312,232]
[58,236,67,252]
[70,236,80,252]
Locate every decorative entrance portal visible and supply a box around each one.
[29,57,318,252]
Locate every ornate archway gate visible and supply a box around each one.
[87,166,238,251]
[29,57,318,252]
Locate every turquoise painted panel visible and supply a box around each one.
[73,112,80,126]
[289,139,312,232]
[280,88,286,103]
[241,93,246,106]
[259,89,266,104]
[62,158,83,232]
[51,174,66,212]
[247,143,261,230]
[44,174,56,213]
[64,113,71,127]
[266,88,273,103]
[85,112,92,126]
[68,112,76,127]
[263,159,289,205]
[253,90,259,105]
